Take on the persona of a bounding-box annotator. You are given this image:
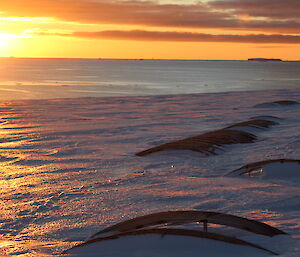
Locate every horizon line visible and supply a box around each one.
[1,57,299,62]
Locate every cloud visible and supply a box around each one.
[210,0,300,19]
[35,29,300,44]
[1,0,300,33]
[0,0,225,25]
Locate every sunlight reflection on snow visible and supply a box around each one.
[0,89,299,256]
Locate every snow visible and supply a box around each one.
[0,88,299,256]
[65,234,288,257]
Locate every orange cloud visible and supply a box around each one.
[0,0,300,33]
[34,29,300,44]
[210,0,300,19]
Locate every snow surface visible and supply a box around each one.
[65,234,299,257]
[0,88,299,256]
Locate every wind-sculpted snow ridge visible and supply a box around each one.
[62,210,286,256]
[136,119,279,156]
[254,100,299,108]
[225,159,300,179]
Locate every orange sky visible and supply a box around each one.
[0,0,299,60]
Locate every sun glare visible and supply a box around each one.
[0,33,19,56]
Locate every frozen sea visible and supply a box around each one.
[0,58,299,256]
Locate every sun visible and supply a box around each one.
[0,33,19,56]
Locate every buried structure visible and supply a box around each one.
[61,114,298,256]
[225,159,300,179]
[136,118,279,157]
[62,210,287,256]
[254,100,299,108]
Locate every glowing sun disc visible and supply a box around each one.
[0,33,19,54]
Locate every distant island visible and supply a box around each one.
[248,58,282,62]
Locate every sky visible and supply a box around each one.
[0,0,299,60]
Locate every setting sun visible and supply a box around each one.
[0,32,20,55]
